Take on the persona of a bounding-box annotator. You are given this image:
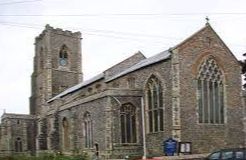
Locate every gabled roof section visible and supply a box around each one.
[104,51,146,79]
[1,113,35,120]
[171,23,210,50]
[172,23,239,63]
[106,50,171,82]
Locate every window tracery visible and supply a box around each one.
[197,57,224,124]
[146,75,164,133]
[84,112,93,148]
[120,103,136,143]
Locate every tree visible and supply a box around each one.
[240,53,246,89]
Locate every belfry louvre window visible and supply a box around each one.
[146,75,164,133]
[120,103,137,143]
[197,57,224,124]
[84,112,93,148]
[59,45,68,66]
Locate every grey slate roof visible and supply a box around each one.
[48,73,104,102]
[1,113,35,119]
[105,50,171,82]
[48,49,171,102]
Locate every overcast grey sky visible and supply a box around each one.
[0,0,246,115]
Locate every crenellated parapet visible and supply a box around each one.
[35,24,81,42]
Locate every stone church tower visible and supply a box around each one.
[29,24,82,115]
[0,23,244,159]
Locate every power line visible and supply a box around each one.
[0,22,41,29]
[1,12,246,17]
[0,23,173,45]
[0,21,245,48]
[0,21,180,41]
[0,0,42,6]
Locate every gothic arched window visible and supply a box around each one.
[120,103,136,143]
[59,45,68,66]
[197,57,224,124]
[84,112,93,148]
[15,137,23,152]
[62,117,70,150]
[146,75,164,133]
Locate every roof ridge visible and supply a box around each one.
[106,50,171,82]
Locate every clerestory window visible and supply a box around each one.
[146,75,164,133]
[197,57,224,124]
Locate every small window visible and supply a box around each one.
[15,137,23,152]
[96,84,102,91]
[62,117,70,150]
[127,77,135,88]
[88,87,93,93]
[84,112,93,148]
[112,82,119,88]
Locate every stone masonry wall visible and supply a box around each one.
[107,59,173,158]
[176,24,244,153]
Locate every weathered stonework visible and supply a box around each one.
[0,23,245,159]
[171,48,181,141]
[30,24,82,116]
[0,114,36,155]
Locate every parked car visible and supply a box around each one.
[206,148,246,160]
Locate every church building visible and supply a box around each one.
[0,22,244,159]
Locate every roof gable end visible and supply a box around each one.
[172,23,239,64]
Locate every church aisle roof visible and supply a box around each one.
[1,113,36,119]
[48,73,104,102]
[105,50,171,82]
[48,50,171,102]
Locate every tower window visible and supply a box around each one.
[59,45,68,66]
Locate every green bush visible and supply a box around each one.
[0,152,89,160]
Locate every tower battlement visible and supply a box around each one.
[31,24,82,115]
[35,24,81,41]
